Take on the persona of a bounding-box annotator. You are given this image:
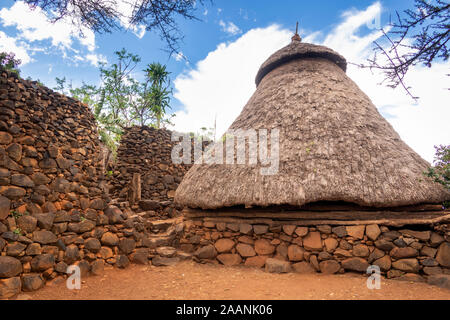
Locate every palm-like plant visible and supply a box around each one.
[143,63,172,128]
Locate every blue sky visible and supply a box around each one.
[0,0,411,90]
[0,0,448,162]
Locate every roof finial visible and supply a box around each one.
[291,21,301,42]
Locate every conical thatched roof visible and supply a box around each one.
[175,37,449,210]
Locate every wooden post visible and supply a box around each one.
[130,173,141,205]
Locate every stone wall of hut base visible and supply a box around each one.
[0,68,186,298]
[181,218,450,283]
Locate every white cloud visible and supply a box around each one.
[86,53,108,67]
[172,25,291,136]
[219,20,242,36]
[0,31,32,64]
[171,2,449,163]
[0,1,96,52]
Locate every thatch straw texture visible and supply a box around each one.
[175,41,449,210]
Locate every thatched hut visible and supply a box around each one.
[176,33,448,218]
[175,33,450,275]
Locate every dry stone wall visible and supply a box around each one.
[182,218,450,286]
[110,126,208,217]
[0,68,185,299]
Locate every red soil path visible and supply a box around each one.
[25,261,450,300]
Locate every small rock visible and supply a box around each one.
[0,195,10,220]
[374,239,396,252]
[17,215,37,233]
[390,247,418,259]
[287,245,304,262]
[32,230,57,244]
[31,254,55,272]
[282,225,296,236]
[130,249,149,265]
[392,258,420,273]
[436,242,450,267]
[422,257,439,267]
[254,239,275,255]
[430,233,445,247]
[366,224,381,241]
[0,256,22,277]
[294,227,308,237]
[265,258,291,273]
[253,225,269,235]
[115,255,130,268]
[239,224,252,235]
[341,257,369,272]
[217,254,242,266]
[236,243,256,257]
[244,256,267,268]
[324,238,338,252]
[332,226,347,237]
[427,274,450,290]
[345,225,365,239]
[98,247,114,260]
[91,260,104,275]
[118,238,136,254]
[156,246,177,258]
[21,274,44,292]
[302,232,322,251]
[0,277,21,298]
[292,261,316,274]
[352,244,370,257]
[214,238,235,253]
[319,260,340,274]
[317,225,332,234]
[373,255,391,272]
[101,232,119,246]
[6,242,26,256]
[64,245,80,264]
[84,238,101,253]
[152,256,179,267]
[34,213,55,230]
[399,229,430,241]
[423,266,443,275]
[194,245,217,260]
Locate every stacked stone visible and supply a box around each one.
[0,203,185,298]
[0,69,186,299]
[110,126,208,216]
[182,219,450,284]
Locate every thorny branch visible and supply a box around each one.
[354,0,449,100]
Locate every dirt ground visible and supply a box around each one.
[21,261,450,300]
